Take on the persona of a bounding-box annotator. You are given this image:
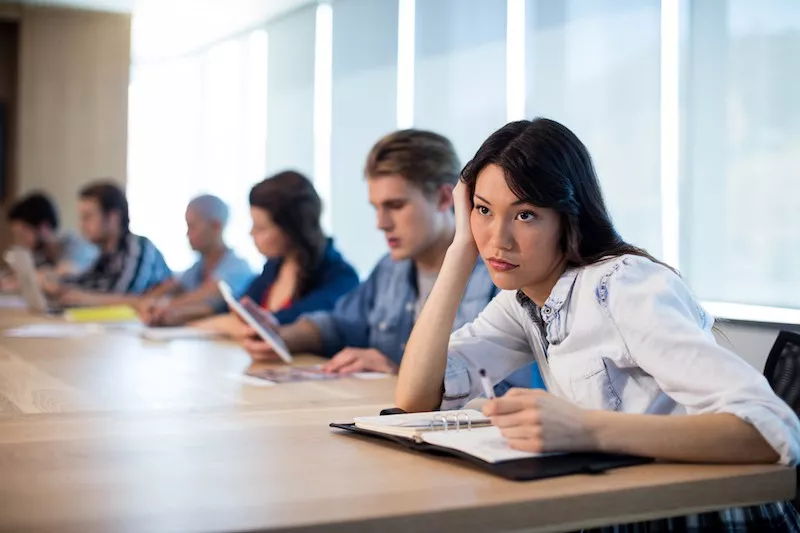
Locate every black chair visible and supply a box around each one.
[764,331,800,418]
[763,330,800,509]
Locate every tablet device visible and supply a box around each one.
[218,280,293,364]
[3,247,60,314]
[239,295,279,331]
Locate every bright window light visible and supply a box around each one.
[660,0,680,268]
[397,0,415,128]
[314,3,334,232]
[506,0,526,121]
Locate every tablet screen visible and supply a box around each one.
[218,280,293,363]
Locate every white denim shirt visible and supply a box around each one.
[443,254,800,465]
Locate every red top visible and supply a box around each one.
[262,285,292,312]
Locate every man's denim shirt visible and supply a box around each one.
[303,254,545,392]
[303,254,493,361]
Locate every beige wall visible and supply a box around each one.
[16,5,130,233]
[716,321,800,372]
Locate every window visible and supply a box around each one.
[128,0,800,318]
[681,0,800,310]
[265,8,316,179]
[525,0,663,256]
[414,0,508,163]
[329,0,399,275]
[128,30,267,271]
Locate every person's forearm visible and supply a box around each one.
[280,319,324,354]
[0,273,18,293]
[189,313,237,333]
[396,244,478,413]
[37,267,57,284]
[54,261,82,278]
[145,280,180,300]
[162,302,215,326]
[168,283,218,307]
[588,411,779,464]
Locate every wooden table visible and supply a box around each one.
[0,308,795,533]
[0,309,397,415]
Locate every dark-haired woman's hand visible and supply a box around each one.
[452,181,477,255]
[483,389,597,453]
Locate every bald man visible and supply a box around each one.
[139,195,254,326]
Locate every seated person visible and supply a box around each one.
[45,181,172,306]
[138,195,254,326]
[193,171,359,335]
[395,118,800,529]
[240,130,530,386]
[2,192,98,289]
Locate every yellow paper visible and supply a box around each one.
[64,305,139,323]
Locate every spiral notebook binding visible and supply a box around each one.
[430,412,475,432]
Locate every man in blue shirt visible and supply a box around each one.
[240,130,544,390]
[5,192,98,282]
[139,195,254,326]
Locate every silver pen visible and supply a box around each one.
[479,368,496,399]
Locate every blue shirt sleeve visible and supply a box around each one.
[117,236,172,295]
[140,244,172,293]
[211,252,255,297]
[206,252,255,313]
[178,260,203,291]
[60,233,99,275]
[303,277,377,357]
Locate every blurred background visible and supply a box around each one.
[0,0,798,360]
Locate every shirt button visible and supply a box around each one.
[405,302,414,313]
[379,321,388,331]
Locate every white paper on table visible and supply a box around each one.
[351,372,391,380]
[3,323,102,339]
[140,327,218,341]
[0,294,27,309]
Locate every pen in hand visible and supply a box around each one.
[479,368,496,399]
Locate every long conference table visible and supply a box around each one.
[0,305,795,533]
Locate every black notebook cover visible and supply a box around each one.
[330,422,652,481]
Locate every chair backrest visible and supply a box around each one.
[764,330,800,417]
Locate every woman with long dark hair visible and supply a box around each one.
[196,171,358,334]
[396,118,800,531]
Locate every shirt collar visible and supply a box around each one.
[515,266,579,324]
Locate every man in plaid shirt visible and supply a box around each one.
[45,181,171,307]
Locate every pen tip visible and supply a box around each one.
[479,368,486,377]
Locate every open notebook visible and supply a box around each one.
[332,410,651,481]
[352,410,558,464]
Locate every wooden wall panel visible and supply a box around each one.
[16,6,131,233]
[0,4,21,21]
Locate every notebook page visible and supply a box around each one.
[421,426,563,463]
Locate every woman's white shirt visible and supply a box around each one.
[443,254,800,465]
